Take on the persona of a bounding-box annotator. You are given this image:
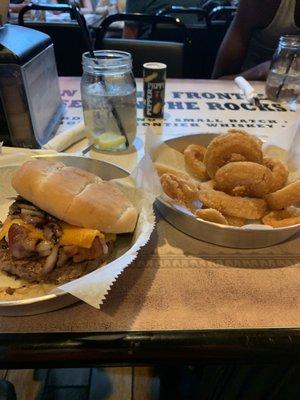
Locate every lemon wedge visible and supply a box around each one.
[95,132,126,150]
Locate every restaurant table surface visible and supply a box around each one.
[61,77,299,171]
[1,78,300,366]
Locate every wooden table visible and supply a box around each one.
[0,79,300,368]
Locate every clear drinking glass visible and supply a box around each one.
[81,50,137,151]
[265,35,300,104]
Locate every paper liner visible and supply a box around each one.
[145,124,300,231]
[0,151,155,309]
[42,121,85,152]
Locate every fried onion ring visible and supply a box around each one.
[203,130,263,178]
[214,161,274,198]
[160,173,199,208]
[265,180,300,210]
[155,162,190,180]
[262,208,300,228]
[184,144,209,180]
[197,188,267,219]
[195,208,228,225]
[224,215,246,227]
[228,153,247,162]
[199,180,216,190]
[263,158,288,192]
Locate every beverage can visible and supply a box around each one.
[143,62,166,118]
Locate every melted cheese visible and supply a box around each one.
[0,218,116,249]
[59,223,105,249]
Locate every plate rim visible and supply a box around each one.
[0,154,129,307]
[156,133,300,235]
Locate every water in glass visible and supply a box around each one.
[265,35,300,104]
[81,51,137,151]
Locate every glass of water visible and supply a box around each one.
[81,50,137,151]
[265,35,300,105]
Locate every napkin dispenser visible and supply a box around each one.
[0,24,64,148]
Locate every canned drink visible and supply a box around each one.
[143,62,166,118]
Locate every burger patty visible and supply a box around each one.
[0,241,113,285]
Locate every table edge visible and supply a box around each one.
[1,328,300,367]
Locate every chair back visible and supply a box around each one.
[18,4,87,76]
[156,6,210,26]
[100,38,184,78]
[96,13,188,43]
[197,6,236,77]
[153,5,236,78]
[95,13,188,78]
[153,5,210,44]
[209,5,236,24]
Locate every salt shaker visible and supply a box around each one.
[81,50,137,151]
[265,35,300,103]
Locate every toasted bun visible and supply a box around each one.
[12,159,138,233]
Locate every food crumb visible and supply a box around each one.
[5,287,15,295]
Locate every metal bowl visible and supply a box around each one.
[0,154,128,316]
[155,134,300,249]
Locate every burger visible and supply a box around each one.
[0,159,138,286]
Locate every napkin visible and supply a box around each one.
[263,116,300,170]
[42,121,86,152]
[0,147,57,167]
[234,76,257,102]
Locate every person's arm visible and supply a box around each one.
[211,0,273,78]
[219,60,271,81]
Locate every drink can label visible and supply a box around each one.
[143,62,166,118]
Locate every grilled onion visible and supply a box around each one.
[43,244,59,274]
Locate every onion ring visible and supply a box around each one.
[195,208,228,225]
[184,144,209,180]
[199,180,216,190]
[228,153,247,162]
[160,173,199,208]
[203,130,263,178]
[262,208,300,228]
[155,162,190,180]
[223,215,246,227]
[263,157,288,192]
[265,180,300,210]
[214,161,274,198]
[197,188,267,219]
